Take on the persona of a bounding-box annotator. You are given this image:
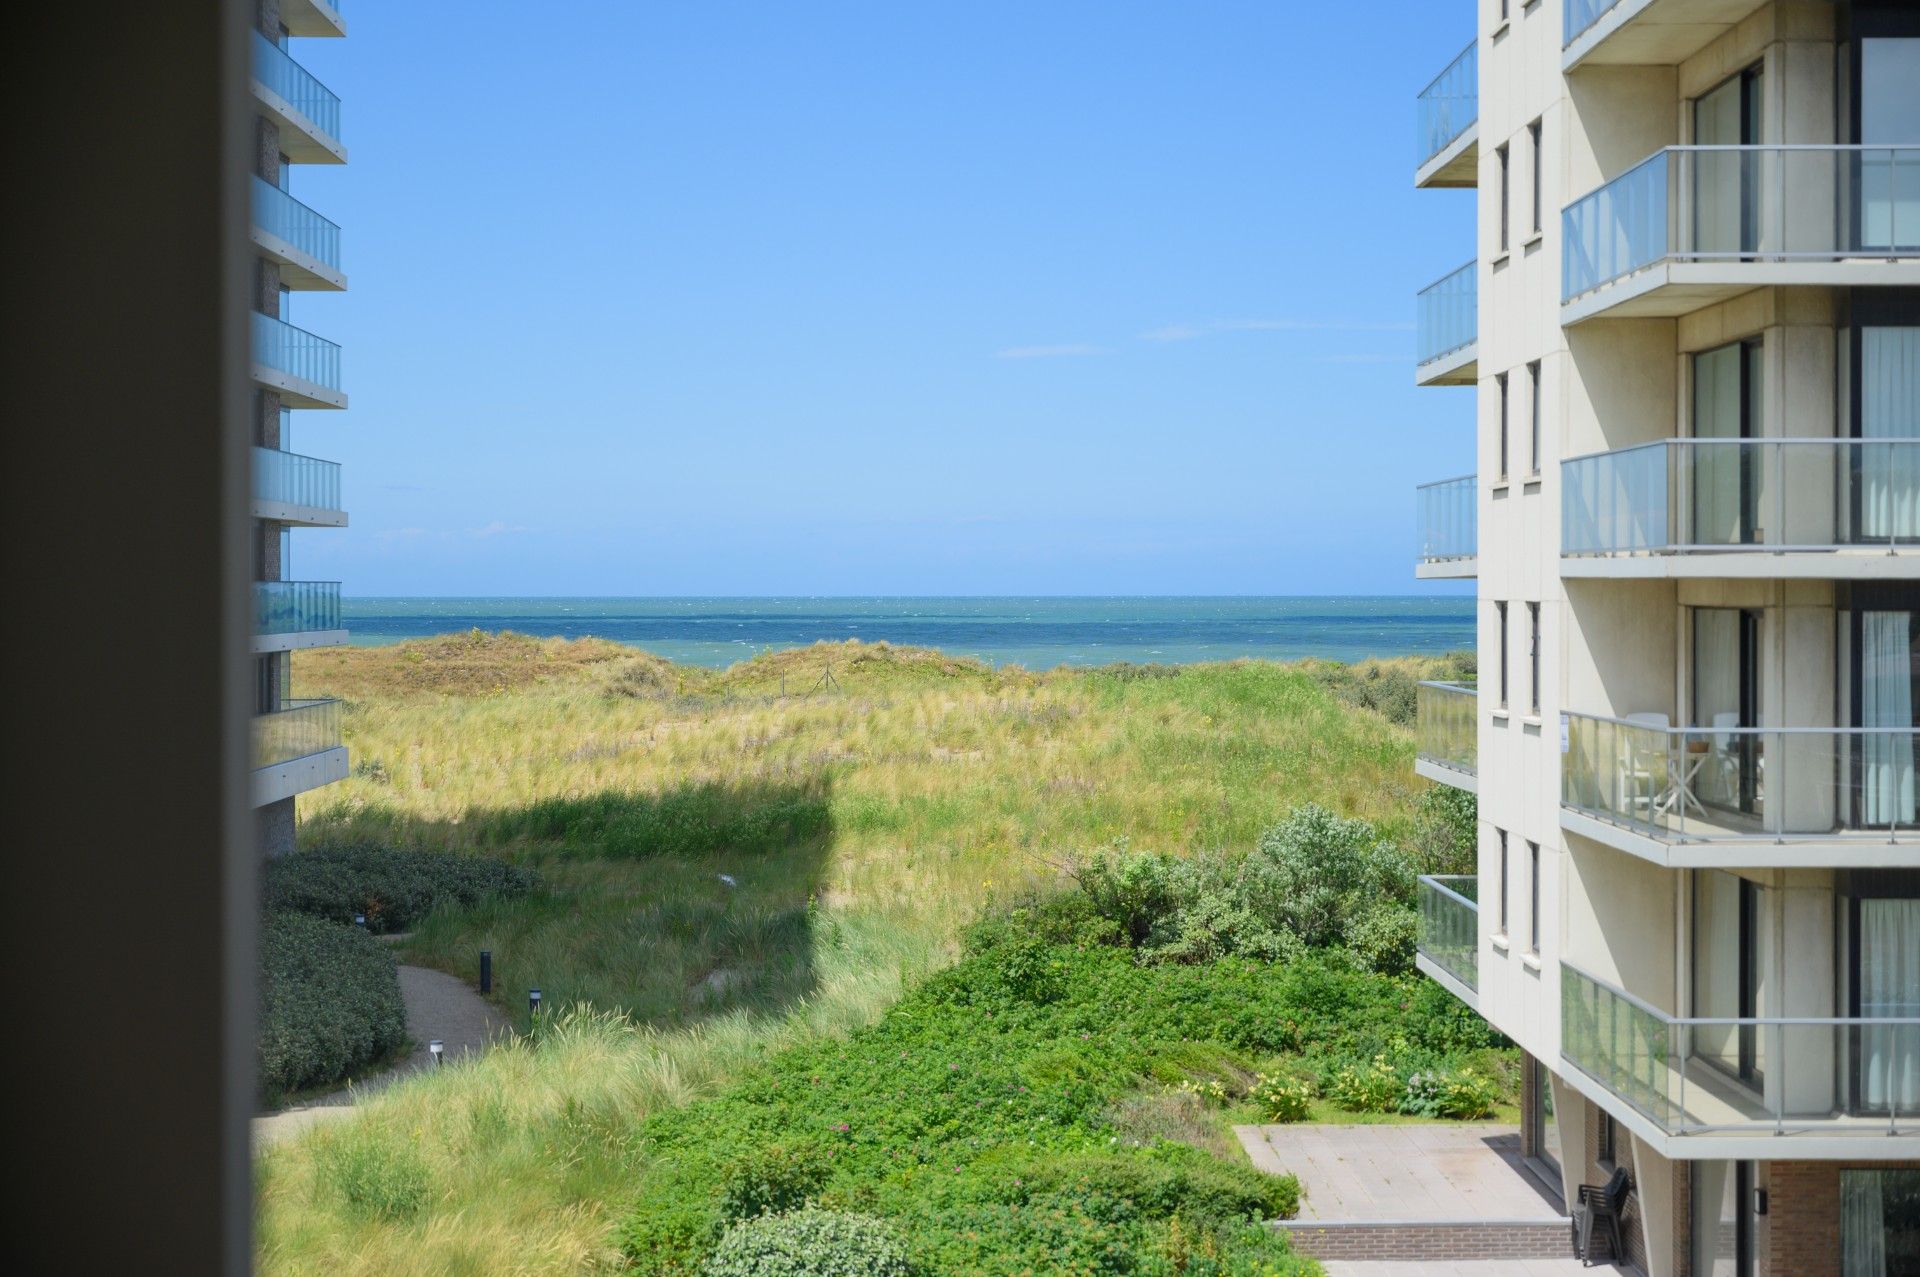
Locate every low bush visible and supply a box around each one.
[703,1209,911,1277]
[257,910,406,1099]
[1346,903,1417,976]
[1324,1055,1404,1114]
[265,842,537,933]
[1250,1072,1314,1123]
[716,1140,833,1224]
[314,1123,432,1221]
[1400,1067,1500,1120]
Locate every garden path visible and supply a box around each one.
[252,964,505,1148]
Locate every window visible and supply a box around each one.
[1527,360,1542,475]
[1528,602,1542,714]
[1597,1110,1619,1165]
[1528,119,1543,236]
[1694,1162,1757,1277]
[1497,144,1511,253]
[1496,372,1510,480]
[1534,1058,1561,1173]
[1527,840,1541,953]
[1497,601,1510,708]
[1841,1168,1920,1275]
[1694,869,1765,1085]
[1497,829,1510,935]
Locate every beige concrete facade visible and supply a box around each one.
[1414,2,1920,1273]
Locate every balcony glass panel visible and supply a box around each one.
[1562,711,1920,843]
[252,30,341,140]
[256,581,342,636]
[253,446,342,514]
[253,311,342,392]
[1562,962,1920,1136]
[1418,875,1478,993]
[1564,0,1627,47]
[1418,474,1477,563]
[254,699,342,770]
[252,175,341,271]
[1418,41,1477,170]
[1417,261,1477,367]
[1563,439,1920,555]
[1418,681,1477,778]
[1564,147,1920,302]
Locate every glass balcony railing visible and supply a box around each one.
[1417,875,1478,994]
[1562,711,1920,844]
[252,311,341,393]
[251,175,341,272]
[252,30,341,141]
[1564,0,1626,47]
[1564,438,1920,556]
[253,446,342,515]
[1418,474,1476,563]
[254,699,343,771]
[1562,962,1920,1136]
[255,581,342,636]
[1417,261,1477,368]
[1417,41,1477,171]
[1564,146,1920,303]
[1417,681,1477,779]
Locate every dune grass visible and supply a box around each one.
[256,635,1458,1275]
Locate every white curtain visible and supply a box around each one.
[1844,1171,1890,1277]
[1862,612,1917,826]
[1860,329,1920,542]
[1861,900,1920,1115]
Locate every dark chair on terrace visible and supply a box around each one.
[1572,1166,1631,1266]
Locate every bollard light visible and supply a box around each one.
[429,1039,444,1067]
[529,987,542,1017]
[479,949,492,994]
[353,913,367,929]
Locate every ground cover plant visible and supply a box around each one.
[256,636,1483,1275]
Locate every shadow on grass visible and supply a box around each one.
[320,778,838,1034]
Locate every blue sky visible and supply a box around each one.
[287,3,1474,596]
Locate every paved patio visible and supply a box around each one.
[1236,1123,1564,1222]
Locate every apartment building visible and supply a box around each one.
[1412,2,1920,1273]
[249,0,349,853]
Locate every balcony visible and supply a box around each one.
[1560,962,1920,1157]
[1562,146,1920,324]
[1564,0,1771,73]
[1417,474,1476,579]
[281,0,347,39]
[252,311,345,409]
[1561,711,1920,866]
[1416,681,1477,792]
[252,31,345,163]
[1562,438,1920,579]
[254,581,345,652]
[1416,261,1477,386]
[252,699,348,806]
[1416,41,1478,189]
[251,176,344,290]
[253,446,346,527]
[1416,875,1478,1011]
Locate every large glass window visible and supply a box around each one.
[1692,608,1761,817]
[1690,339,1761,547]
[1533,1057,1560,1174]
[1692,65,1763,257]
[1855,608,1919,826]
[1842,1168,1920,1276]
[1861,39,1920,254]
[1854,897,1920,1115]
[1693,870,1764,1085]
[1694,1161,1755,1277]
[1857,328,1920,543]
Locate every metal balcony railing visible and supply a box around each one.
[252,30,342,141]
[1417,875,1478,993]
[253,699,343,771]
[255,581,343,636]
[253,446,343,516]
[1563,145,1920,303]
[1417,681,1477,779]
[1562,961,1920,1136]
[1417,261,1477,368]
[1418,41,1477,171]
[252,175,341,272]
[1418,474,1477,564]
[252,311,342,393]
[1564,0,1626,47]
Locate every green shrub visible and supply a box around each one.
[1005,1148,1300,1224]
[1250,1072,1314,1123]
[265,842,537,933]
[1325,1055,1404,1113]
[702,1209,910,1277]
[1412,785,1477,877]
[1236,805,1413,949]
[717,1140,833,1224]
[257,910,406,1099]
[1346,904,1417,976]
[1400,1067,1500,1120]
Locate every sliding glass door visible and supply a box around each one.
[1861,39,1920,254]
[1691,340,1761,547]
[1693,65,1762,258]
[1694,608,1762,816]
[1693,870,1764,1086]
[1853,896,1920,1118]
[1857,327,1920,544]
[1852,606,1919,828]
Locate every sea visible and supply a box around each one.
[342,597,1474,671]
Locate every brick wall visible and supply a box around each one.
[1276,1221,1570,1261]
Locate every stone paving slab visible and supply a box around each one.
[1235,1123,1565,1223]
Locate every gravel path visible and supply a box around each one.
[253,964,506,1148]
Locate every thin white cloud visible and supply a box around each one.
[1313,353,1410,365]
[993,343,1104,360]
[1140,318,1413,342]
[467,520,532,538]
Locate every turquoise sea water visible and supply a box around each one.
[342,597,1473,670]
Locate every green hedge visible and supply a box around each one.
[265,842,537,934]
[258,910,406,1099]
